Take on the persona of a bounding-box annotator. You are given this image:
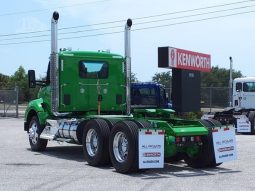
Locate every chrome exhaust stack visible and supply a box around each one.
[124,19,132,116]
[50,11,59,113]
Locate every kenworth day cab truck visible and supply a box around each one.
[202,77,255,134]
[24,12,237,173]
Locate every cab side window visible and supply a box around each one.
[243,82,255,92]
[235,82,242,92]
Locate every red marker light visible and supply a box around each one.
[145,130,152,135]
[175,137,181,143]
[195,136,201,142]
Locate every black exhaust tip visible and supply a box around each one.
[53,11,59,21]
[126,18,132,27]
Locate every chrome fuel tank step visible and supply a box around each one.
[40,119,80,143]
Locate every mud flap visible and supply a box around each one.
[138,129,164,169]
[212,126,237,163]
[235,115,251,133]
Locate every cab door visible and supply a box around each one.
[232,82,242,107]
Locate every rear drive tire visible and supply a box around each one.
[28,116,48,151]
[82,119,111,166]
[184,119,221,168]
[109,120,139,173]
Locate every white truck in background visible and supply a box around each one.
[202,77,255,134]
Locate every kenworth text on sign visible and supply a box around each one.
[158,47,211,72]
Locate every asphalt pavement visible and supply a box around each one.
[0,118,255,191]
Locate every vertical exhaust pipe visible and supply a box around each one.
[50,11,59,113]
[229,56,233,107]
[125,19,132,116]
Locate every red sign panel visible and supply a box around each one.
[168,47,211,72]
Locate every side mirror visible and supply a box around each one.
[28,70,36,88]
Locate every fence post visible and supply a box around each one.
[15,86,19,118]
[3,100,6,117]
[209,86,212,113]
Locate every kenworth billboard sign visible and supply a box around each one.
[158,47,211,72]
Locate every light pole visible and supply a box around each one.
[229,56,233,107]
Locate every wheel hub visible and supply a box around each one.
[113,132,128,163]
[86,129,98,157]
[29,122,38,145]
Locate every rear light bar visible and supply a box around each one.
[175,136,202,144]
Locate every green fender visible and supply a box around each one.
[24,98,49,126]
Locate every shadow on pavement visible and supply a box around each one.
[27,145,84,162]
[127,161,242,179]
[27,146,242,178]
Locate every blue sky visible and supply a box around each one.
[0,0,255,81]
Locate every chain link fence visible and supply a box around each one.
[201,87,229,112]
[0,87,19,117]
[165,86,229,112]
[0,85,229,117]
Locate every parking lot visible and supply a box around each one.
[0,118,255,191]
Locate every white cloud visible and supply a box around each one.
[16,17,48,33]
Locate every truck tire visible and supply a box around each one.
[103,118,120,131]
[184,119,221,168]
[28,116,48,151]
[248,111,255,135]
[82,119,111,166]
[109,120,139,173]
[204,119,223,167]
[134,120,152,129]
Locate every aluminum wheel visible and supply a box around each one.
[113,132,128,163]
[29,121,39,145]
[86,129,98,157]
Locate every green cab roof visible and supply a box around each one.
[59,50,124,60]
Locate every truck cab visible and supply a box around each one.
[233,77,255,109]
[131,82,170,109]
[58,50,125,114]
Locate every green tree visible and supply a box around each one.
[152,71,172,88]
[7,66,39,102]
[0,73,10,89]
[131,72,139,83]
[201,66,242,87]
[7,66,28,102]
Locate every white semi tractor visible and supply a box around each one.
[202,77,255,134]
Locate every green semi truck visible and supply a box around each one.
[24,12,236,173]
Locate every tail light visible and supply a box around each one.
[195,136,201,142]
[175,136,181,143]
